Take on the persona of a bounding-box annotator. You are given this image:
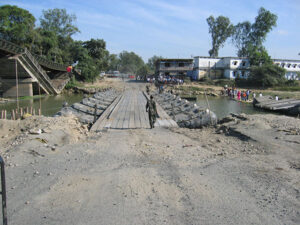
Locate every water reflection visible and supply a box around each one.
[0,94,84,116]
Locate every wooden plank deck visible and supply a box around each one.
[91,90,177,131]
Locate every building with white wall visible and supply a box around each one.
[192,56,300,80]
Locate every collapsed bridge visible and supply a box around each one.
[0,38,72,97]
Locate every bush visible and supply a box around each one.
[248,64,286,88]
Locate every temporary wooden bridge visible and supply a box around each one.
[253,96,300,115]
[91,89,177,130]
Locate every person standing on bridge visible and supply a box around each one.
[146,95,158,129]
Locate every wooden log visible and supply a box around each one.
[33,108,35,116]
[38,108,41,116]
[30,107,33,115]
[4,110,7,119]
[26,107,29,114]
[20,108,23,116]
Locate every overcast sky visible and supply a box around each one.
[1,0,300,61]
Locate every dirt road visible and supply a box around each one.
[0,80,299,224]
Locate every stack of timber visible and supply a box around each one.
[55,89,120,124]
[253,96,300,116]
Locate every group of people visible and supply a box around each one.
[147,76,184,85]
[223,86,251,101]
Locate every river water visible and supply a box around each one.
[192,95,266,119]
[0,94,84,117]
[1,93,265,119]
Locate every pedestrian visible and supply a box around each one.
[237,90,241,101]
[246,90,250,101]
[146,95,158,129]
[242,91,246,101]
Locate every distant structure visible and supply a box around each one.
[155,59,193,80]
[155,56,300,81]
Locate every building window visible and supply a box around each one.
[178,62,184,67]
[287,64,291,68]
[241,71,245,77]
[281,63,285,68]
[165,62,170,67]
[293,64,297,68]
[233,61,238,65]
[242,61,246,66]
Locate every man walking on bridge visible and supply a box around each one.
[146,95,158,129]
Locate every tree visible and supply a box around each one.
[232,7,277,57]
[206,15,234,57]
[0,5,36,46]
[137,65,149,80]
[247,45,272,66]
[119,51,144,74]
[248,64,286,88]
[107,54,120,71]
[40,8,79,38]
[147,55,162,74]
[83,39,110,71]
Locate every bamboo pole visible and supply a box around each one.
[204,91,212,125]
[38,83,42,115]
[12,110,15,120]
[15,59,19,110]
[20,108,23,117]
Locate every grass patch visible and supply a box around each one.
[65,77,84,89]
[272,86,300,92]
[19,95,45,100]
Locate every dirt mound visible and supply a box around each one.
[0,115,88,152]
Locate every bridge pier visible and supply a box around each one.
[1,78,35,97]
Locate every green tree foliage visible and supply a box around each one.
[137,65,149,80]
[83,39,110,72]
[39,8,79,63]
[147,55,162,74]
[119,51,145,74]
[107,54,120,71]
[232,7,277,57]
[248,64,286,88]
[247,45,272,66]
[40,8,79,38]
[206,15,234,57]
[0,5,35,47]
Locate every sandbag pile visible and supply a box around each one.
[56,89,119,124]
[152,92,218,128]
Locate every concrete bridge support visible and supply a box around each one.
[1,78,35,97]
